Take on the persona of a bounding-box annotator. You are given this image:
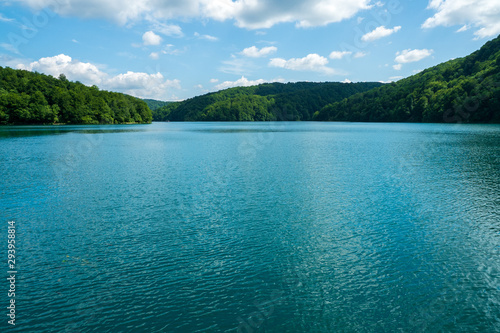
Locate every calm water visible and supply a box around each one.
[1,122,499,332]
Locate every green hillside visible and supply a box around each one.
[153,81,383,121]
[143,99,172,111]
[315,35,500,123]
[0,67,152,125]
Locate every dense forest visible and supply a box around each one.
[315,35,500,123]
[0,67,152,125]
[143,99,172,111]
[152,82,383,121]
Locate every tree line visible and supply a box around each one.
[0,67,152,125]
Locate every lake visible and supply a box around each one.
[1,122,499,332]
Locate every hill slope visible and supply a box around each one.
[0,67,152,125]
[153,81,383,121]
[143,99,172,111]
[315,35,500,123]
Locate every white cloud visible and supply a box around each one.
[354,51,368,58]
[361,25,401,41]
[0,14,14,22]
[147,20,184,37]
[194,32,218,41]
[395,49,433,64]
[393,64,402,70]
[214,76,283,90]
[149,52,160,60]
[342,78,352,83]
[142,31,162,45]
[194,84,208,93]
[269,53,340,75]
[106,71,181,99]
[232,0,372,29]
[12,0,372,29]
[240,46,277,58]
[329,51,352,59]
[17,54,180,100]
[422,0,500,38]
[210,78,219,83]
[17,0,149,25]
[18,54,105,84]
[1,43,21,55]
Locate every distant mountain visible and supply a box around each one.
[315,35,500,123]
[0,67,152,125]
[152,81,384,121]
[143,99,173,111]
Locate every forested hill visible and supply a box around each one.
[143,99,172,111]
[0,67,152,125]
[315,35,500,123]
[153,81,383,121]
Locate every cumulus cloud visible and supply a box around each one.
[106,71,181,99]
[142,31,162,45]
[240,46,277,58]
[361,25,401,41]
[329,51,352,59]
[12,0,372,29]
[232,0,372,29]
[14,0,149,25]
[269,53,340,75]
[18,54,105,84]
[422,0,500,38]
[214,76,283,90]
[395,49,433,64]
[17,54,180,100]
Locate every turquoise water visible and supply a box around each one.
[1,122,499,332]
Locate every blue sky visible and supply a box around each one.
[1,0,500,101]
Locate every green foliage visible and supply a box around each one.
[201,95,274,121]
[315,34,500,123]
[143,99,172,111]
[0,67,153,125]
[152,81,383,121]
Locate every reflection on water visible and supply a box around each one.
[0,124,151,138]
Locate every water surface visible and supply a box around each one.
[1,122,499,332]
